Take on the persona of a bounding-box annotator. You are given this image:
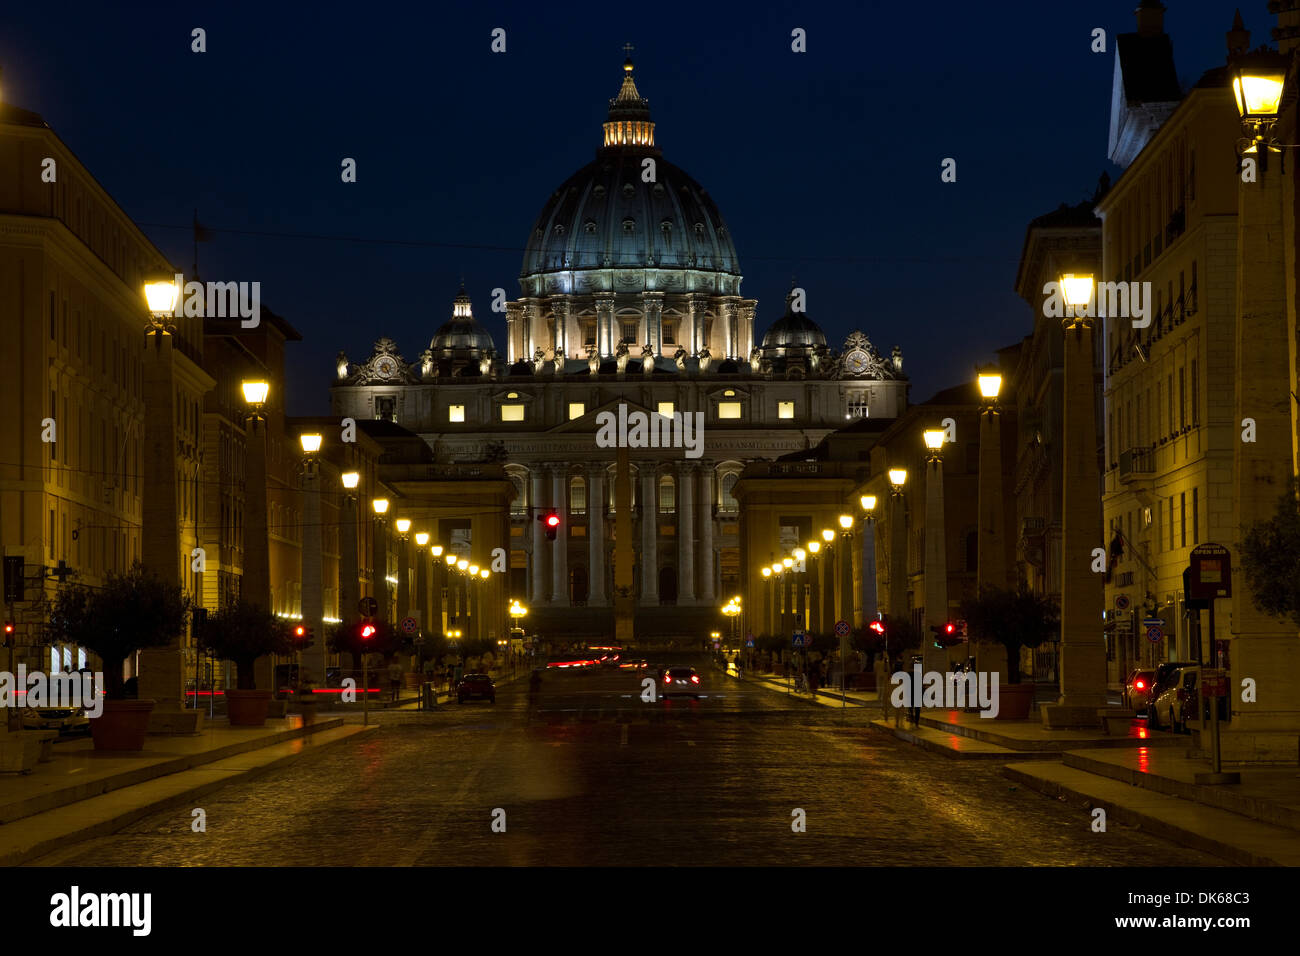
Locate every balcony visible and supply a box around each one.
[1118,447,1154,482]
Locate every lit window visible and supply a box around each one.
[657,402,675,418]
[778,401,794,419]
[718,402,742,420]
[724,389,735,396]
[568,403,585,420]
[501,404,525,422]
[448,405,465,423]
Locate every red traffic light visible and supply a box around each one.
[3,622,12,634]
[945,622,955,634]
[869,620,886,635]
[295,625,306,637]
[360,624,376,639]
[545,513,560,528]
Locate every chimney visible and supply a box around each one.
[1136,0,1166,38]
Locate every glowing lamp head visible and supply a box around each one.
[838,514,853,530]
[371,498,389,515]
[241,381,270,407]
[793,548,806,561]
[762,567,772,578]
[1232,53,1287,118]
[480,569,489,580]
[782,557,793,569]
[143,277,179,315]
[860,494,877,512]
[395,518,411,535]
[808,541,820,554]
[432,545,444,557]
[299,433,322,454]
[923,429,945,451]
[457,560,469,571]
[977,371,1002,401]
[341,471,360,490]
[1058,273,1094,311]
[888,468,908,488]
[414,532,429,547]
[821,529,834,543]
[468,564,479,576]
[445,552,457,566]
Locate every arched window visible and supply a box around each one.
[570,476,587,515]
[607,467,634,512]
[509,474,526,516]
[719,472,739,513]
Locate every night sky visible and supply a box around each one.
[1,1,1273,415]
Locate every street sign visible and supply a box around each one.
[1142,617,1164,628]
[834,620,850,637]
[1200,668,1228,696]
[792,632,806,647]
[358,596,379,618]
[1115,594,1131,611]
[1145,625,1164,643]
[400,616,418,634]
[745,638,754,647]
[1189,543,1232,600]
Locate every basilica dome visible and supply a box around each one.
[761,287,828,353]
[430,285,495,358]
[518,58,741,298]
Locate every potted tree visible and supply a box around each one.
[960,585,1058,719]
[198,599,294,726]
[48,562,190,751]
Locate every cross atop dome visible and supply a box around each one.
[604,49,655,150]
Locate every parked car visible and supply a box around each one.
[1149,665,1198,732]
[1123,668,1157,713]
[21,706,91,736]
[1146,662,1194,713]
[456,673,496,704]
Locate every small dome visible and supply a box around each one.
[761,287,827,351]
[430,286,495,357]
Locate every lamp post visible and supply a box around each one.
[836,514,854,697]
[243,381,274,690]
[976,368,1007,678]
[921,430,948,673]
[859,495,878,625]
[138,276,187,707]
[1048,272,1108,721]
[413,532,430,664]
[761,565,773,642]
[431,543,445,637]
[1222,50,1300,762]
[887,469,908,631]
[339,472,361,659]
[793,548,807,633]
[819,529,836,641]
[394,518,412,627]
[371,497,390,625]
[299,433,325,690]
[807,540,822,636]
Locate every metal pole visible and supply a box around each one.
[363,653,369,726]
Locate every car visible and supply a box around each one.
[1149,665,1198,732]
[21,706,91,736]
[661,666,701,698]
[1123,668,1157,713]
[456,673,495,704]
[1146,661,1195,717]
[618,658,648,671]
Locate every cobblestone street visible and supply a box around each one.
[29,664,1219,866]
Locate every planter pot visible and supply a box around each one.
[90,699,156,751]
[226,689,272,727]
[994,682,1036,720]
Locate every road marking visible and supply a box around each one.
[620,724,629,747]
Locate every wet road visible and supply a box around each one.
[29,656,1220,866]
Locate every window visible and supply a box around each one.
[658,402,674,418]
[1178,367,1185,430]
[501,404,525,422]
[1169,497,1175,551]
[570,477,587,515]
[1190,359,1199,426]
[1192,487,1199,544]
[49,390,56,461]
[778,401,794,419]
[718,402,742,420]
[662,320,675,346]
[448,405,465,422]
[659,476,675,513]
[719,472,739,513]
[1167,374,1173,436]
[568,403,585,420]
[1180,492,1186,547]
[620,321,637,343]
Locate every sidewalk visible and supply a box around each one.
[0,716,369,865]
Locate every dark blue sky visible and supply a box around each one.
[1,1,1273,415]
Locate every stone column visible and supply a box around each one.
[551,466,568,606]
[551,299,569,359]
[697,463,715,602]
[137,331,184,706]
[430,547,444,636]
[687,295,708,356]
[530,469,548,605]
[719,299,736,358]
[923,453,948,672]
[808,552,822,635]
[739,302,756,360]
[522,302,536,362]
[396,533,410,622]
[861,518,878,623]
[595,294,615,359]
[505,304,519,365]
[339,493,359,630]
[301,466,324,685]
[415,546,429,635]
[677,462,696,602]
[640,467,659,602]
[839,531,855,629]
[1047,307,1108,721]
[1222,149,1300,759]
[821,544,836,637]
[644,293,664,355]
[371,515,389,624]
[587,466,607,605]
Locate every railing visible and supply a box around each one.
[1118,447,1154,480]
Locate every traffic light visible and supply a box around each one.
[868,620,886,636]
[293,624,314,649]
[929,622,956,649]
[3,622,13,647]
[543,511,560,541]
[360,623,376,640]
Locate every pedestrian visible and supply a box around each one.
[388,657,403,702]
[807,663,818,695]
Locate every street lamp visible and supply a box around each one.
[888,468,907,491]
[921,427,948,672]
[144,276,179,332]
[432,544,444,558]
[1230,49,1287,162]
[887,467,908,627]
[415,532,429,547]
[341,471,360,490]
[395,518,411,537]
[977,369,1003,406]
[299,433,322,455]
[372,498,390,516]
[298,432,326,690]
[242,380,270,419]
[859,493,879,631]
[821,529,834,544]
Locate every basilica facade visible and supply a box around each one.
[330,58,908,637]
